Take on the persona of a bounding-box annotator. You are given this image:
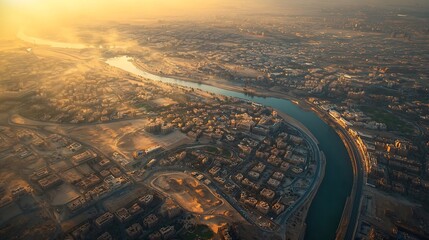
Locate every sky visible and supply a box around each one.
[1,0,428,39]
[0,0,232,38]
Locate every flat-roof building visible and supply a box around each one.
[95,212,114,228]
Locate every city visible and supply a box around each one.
[0,0,429,240]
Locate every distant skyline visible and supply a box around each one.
[1,0,428,39]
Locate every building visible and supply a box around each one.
[100,170,110,177]
[159,225,176,239]
[98,159,111,168]
[147,146,163,156]
[248,171,260,180]
[30,168,49,181]
[289,155,306,165]
[11,185,28,199]
[71,222,91,240]
[126,223,142,239]
[267,178,281,189]
[145,121,162,134]
[209,166,221,175]
[235,173,244,181]
[71,150,97,165]
[267,155,282,166]
[237,119,255,131]
[67,197,87,212]
[161,124,174,135]
[161,198,182,219]
[252,162,266,173]
[138,194,154,206]
[244,197,258,207]
[109,167,122,177]
[252,126,270,136]
[272,172,284,180]
[219,224,234,240]
[128,203,143,216]
[95,212,114,228]
[143,214,159,228]
[78,174,101,189]
[67,142,82,152]
[272,202,285,215]
[133,150,146,160]
[115,208,131,223]
[256,201,270,214]
[96,232,113,240]
[260,188,275,200]
[148,231,162,240]
[280,162,290,171]
[38,175,62,189]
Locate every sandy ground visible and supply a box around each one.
[60,207,99,233]
[103,187,148,212]
[360,186,421,234]
[50,160,72,172]
[35,118,190,160]
[48,184,80,206]
[149,171,245,233]
[63,168,83,183]
[119,129,192,152]
[152,172,222,214]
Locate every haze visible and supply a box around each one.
[2,0,428,40]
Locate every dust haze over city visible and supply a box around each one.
[0,0,429,239]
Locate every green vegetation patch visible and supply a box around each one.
[360,106,413,134]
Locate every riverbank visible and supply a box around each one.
[131,58,333,239]
[306,101,362,240]
[107,55,355,240]
[285,151,326,240]
[275,110,325,239]
[132,59,307,104]
[130,58,361,239]
[13,33,361,240]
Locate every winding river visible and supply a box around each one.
[106,56,354,240]
[17,31,354,238]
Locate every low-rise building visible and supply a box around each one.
[256,201,270,214]
[96,232,113,240]
[161,199,182,219]
[143,214,159,228]
[209,166,221,175]
[38,175,62,189]
[115,208,131,223]
[272,172,284,180]
[260,188,275,200]
[71,222,91,240]
[95,212,114,228]
[267,178,281,189]
[252,163,266,173]
[67,197,87,212]
[71,150,97,165]
[272,202,285,215]
[138,194,154,206]
[126,223,142,239]
[148,231,162,240]
[159,225,176,239]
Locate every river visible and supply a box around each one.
[16,31,354,238]
[106,56,354,240]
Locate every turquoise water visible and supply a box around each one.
[106,56,353,240]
